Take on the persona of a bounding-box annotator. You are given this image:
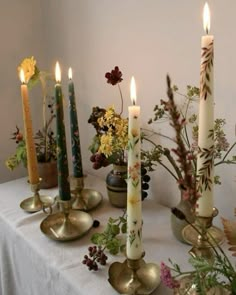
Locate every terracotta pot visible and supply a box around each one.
[38,161,58,189]
[106,164,127,208]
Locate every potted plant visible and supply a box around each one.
[5,56,57,188]
[141,78,236,242]
[88,66,151,207]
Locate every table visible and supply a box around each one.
[0,174,219,295]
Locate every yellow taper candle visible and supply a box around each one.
[197,2,214,217]
[20,69,39,185]
[126,76,143,260]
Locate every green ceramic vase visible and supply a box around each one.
[106,164,127,208]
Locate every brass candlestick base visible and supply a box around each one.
[20,181,54,213]
[182,208,224,262]
[108,255,161,294]
[182,207,224,247]
[174,275,230,295]
[70,176,102,211]
[40,199,93,241]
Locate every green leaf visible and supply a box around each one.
[91,233,106,246]
[107,239,120,255]
[111,224,120,235]
[121,223,127,234]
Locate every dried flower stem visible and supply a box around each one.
[164,75,198,204]
[118,83,123,115]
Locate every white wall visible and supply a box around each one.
[1,0,236,218]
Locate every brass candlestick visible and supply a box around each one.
[20,180,54,213]
[182,207,224,247]
[175,210,227,295]
[70,176,102,211]
[108,253,161,294]
[188,214,217,263]
[40,198,93,241]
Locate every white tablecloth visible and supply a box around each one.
[0,174,209,295]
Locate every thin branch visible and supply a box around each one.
[214,141,236,166]
[142,127,176,143]
[143,136,182,180]
[118,83,123,115]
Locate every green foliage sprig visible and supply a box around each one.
[91,212,127,255]
[161,207,236,294]
[82,211,127,271]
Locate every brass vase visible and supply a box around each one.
[106,164,127,208]
[38,161,58,189]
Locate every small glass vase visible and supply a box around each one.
[106,164,127,208]
[171,195,195,244]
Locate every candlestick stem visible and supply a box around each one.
[20,180,54,213]
[182,207,224,247]
[70,176,103,211]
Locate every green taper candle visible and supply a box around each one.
[55,62,71,201]
[68,68,83,178]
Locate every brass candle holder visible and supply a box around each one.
[187,214,217,263]
[108,253,161,294]
[175,209,226,295]
[182,207,224,247]
[40,198,93,241]
[20,180,54,213]
[70,176,102,211]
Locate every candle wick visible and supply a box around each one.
[132,99,135,106]
[206,28,209,35]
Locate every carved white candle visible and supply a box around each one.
[126,76,143,260]
[197,2,214,217]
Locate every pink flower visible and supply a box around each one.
[160,262,180,289]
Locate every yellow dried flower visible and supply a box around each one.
[104,106,115,120]
[99,134,113,156]
[18,56,36,83]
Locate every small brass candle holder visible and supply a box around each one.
[108,253,161,294]
[182,207,224,247]
[70,176,102,211]
[20,180,54,213]
[40,198,93,241]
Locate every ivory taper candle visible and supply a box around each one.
[197,2,214,217]
[126,76,143,260]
